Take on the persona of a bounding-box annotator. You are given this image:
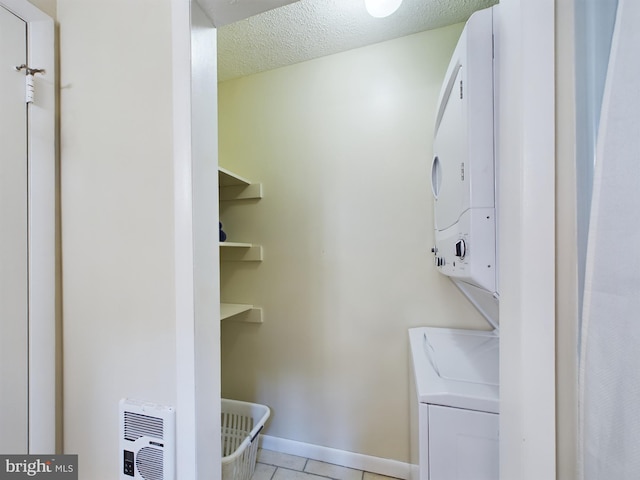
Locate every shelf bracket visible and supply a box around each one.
[219,183,263,201]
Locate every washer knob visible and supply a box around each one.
[455,239,466,259]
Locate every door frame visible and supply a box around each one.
[0,0,55,454]
[496,0,556,478]
[172,1,222,477]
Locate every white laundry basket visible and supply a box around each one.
[221,398,270,480]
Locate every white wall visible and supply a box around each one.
[218,23,489,463]
[59,1,177,476]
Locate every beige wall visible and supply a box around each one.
[28,0,54,18]
[58,1,176,475]
[556,0,579,478]
[218,23,489,463]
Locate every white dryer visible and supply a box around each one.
[430,4,498,328]
[411,6,500,479]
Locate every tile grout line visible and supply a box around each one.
[266,464,357,480]
[255,451,401,480]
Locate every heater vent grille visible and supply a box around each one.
[136,447,163,480]
[119,399,175,480]
[124,411,164,442]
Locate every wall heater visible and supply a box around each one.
[119,399,175,480]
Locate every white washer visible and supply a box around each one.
[409,327,499,480]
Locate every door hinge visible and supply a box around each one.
[460,79,463,99]
[14,64,46,104]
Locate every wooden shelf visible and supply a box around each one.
[218,166,263,322]
[218,167,251,186]
[220,303,263,323]
[219,242,263,261]
[218,167,262,201]
[221,241,252,247]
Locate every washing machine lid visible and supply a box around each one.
[409,327,499,413]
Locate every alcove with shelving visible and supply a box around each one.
[218,167,263,323]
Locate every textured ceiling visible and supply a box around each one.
[216,0,498,82]
[197,0,300,28]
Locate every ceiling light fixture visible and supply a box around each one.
[364,0,403,18]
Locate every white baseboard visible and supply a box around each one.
[259,435,411,479]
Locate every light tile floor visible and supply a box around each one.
[252,449,402,480]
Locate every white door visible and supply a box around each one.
[0,4,29,454]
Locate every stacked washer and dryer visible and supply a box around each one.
[409,7,499,480]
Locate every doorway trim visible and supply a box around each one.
[0,0,55,454]
[496,0,556,478]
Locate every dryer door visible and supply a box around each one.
[432,65,469,232]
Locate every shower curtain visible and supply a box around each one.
[579,0,640,478]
